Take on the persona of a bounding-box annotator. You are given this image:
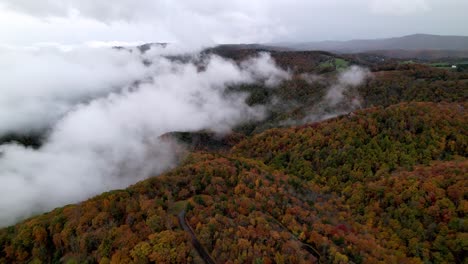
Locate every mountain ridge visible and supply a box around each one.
[274,34,468,53]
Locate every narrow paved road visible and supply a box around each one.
[178,210,320,263]
[266,213,321,263]
[178,210,216,264]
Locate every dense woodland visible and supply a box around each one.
[1,49,467,263]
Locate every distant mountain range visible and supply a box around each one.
[275,34,468,53]
[211,34,468,60]
[117,34,468,60]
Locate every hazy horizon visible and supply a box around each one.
[1,0,468,49]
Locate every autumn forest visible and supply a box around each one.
[1,47,467,264]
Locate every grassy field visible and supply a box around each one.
[430,62,451,67]
[318,58,349,71]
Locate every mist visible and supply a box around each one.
[325,65,370,107]
[278,65,371,126]
[0,46,289,226]
[0,46,154,136]
[305,65,370,122]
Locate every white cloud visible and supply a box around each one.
[0,47,153,136]
[0,0,279,46]
[84,41,146,48]
[325,66,370,106]
[0,47,289,226]
[0,0,467,46]
[286,66,371,125]
[370,0,430,15]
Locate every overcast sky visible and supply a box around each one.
[0,0,467,48]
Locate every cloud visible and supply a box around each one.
[1,0,468,47]
[0,47,289,226]
[2,0,261,22]
[241,52,291,87]
[0,46,154,136]
[325,66,370,106]
[370,0,430,15]
[292,66,371,124]
[0,0,279,45]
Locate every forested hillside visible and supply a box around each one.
[1,47,467,264]
[1,100,466,264]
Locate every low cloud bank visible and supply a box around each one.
[277,65,371,126]
[0,47,289,226]
[0,47,152,136]
[303,65,371,122]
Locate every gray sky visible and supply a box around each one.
[0,0,467,48]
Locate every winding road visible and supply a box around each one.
[178,210,216,264]
[178,210,320,263]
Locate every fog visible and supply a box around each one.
[0,46,290,226]
[325,65,370,106]
[0,47,152,136]
[279,66,371,125]
[307,66,370,121]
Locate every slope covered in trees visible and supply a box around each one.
[224,51,467,135]
[233,102,467,262]
[1,101,466,264]
[233,102,467,188]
